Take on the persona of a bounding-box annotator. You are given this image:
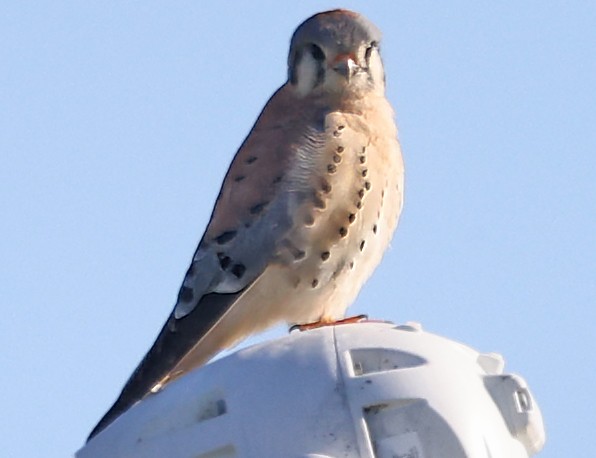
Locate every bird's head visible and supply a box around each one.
[288,9,385,98]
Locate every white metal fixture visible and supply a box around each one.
[78,322,545,457]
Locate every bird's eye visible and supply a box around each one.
[309,44,326,62]
[364,41,379,63]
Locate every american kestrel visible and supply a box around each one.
[89,9,404,439]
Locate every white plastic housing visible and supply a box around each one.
[78,322,545,457]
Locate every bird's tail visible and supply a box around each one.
[87,291,244,441]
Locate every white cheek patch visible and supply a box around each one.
[368,50,385,90]
[296,53,319,97]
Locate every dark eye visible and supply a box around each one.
[364,41,379,62]
[309,44,326,62]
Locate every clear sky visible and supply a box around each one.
[1,2,594,457]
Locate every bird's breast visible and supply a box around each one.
[273,99,404,322]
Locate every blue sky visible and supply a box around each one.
[1,2,594,457]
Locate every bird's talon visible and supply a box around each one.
[290,314,370,333]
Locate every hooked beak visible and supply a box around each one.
[332,53,360,80]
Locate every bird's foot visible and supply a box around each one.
[290,314,369,333]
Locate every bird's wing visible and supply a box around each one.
[88,85,324,440]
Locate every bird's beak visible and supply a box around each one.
[332,53,360,81]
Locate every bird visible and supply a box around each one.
[88,8,404,440]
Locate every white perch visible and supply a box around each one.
[78,322,545,457]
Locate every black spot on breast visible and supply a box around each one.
[246,156,258,164]
[234,175,246,182]
[364,181,371,190]
[231,264,246,278]
[348,213,356,223]
[217,253,232,270]
[359,155,366,164]
[313,195,326,209]
[293,250,306,260]
[356,201,363,209]
[333,154,342,163]
[349,261,355,269]
[311,278,319,288]
[216,231,237,244]
[321,251,330,261]
[327,164,337,174]
[336,146,345,153]
[361,169,368,177]
[359,240,366,251]
[339,227,348,237]
[178,286,194,302]
[304,214,315,226]
[373,224,378,234]
[282,238,306,261]
[333,126,344,137]
[358,189,365,199]
[321,179,332,194]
